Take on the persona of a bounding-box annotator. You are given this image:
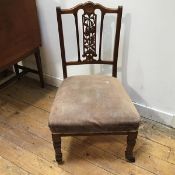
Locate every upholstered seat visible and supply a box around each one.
[49,75,140,134]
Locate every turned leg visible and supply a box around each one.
[125,131,138,162]
[34,49,44,88]
[52,134,63,164]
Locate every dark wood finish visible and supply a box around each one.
[125,131,138,162]
[82,9,97,61]
[112,7,123,77]
[52,134,63,164]
[0,0,44,88]
[15,65,38,74]
[53,131,138,164]
[53,2,138,164]
[60,2,120,14]
[34,49,44,88]
[56,1,123,78]
[0,0,40,69]
[66,60,113,66]
[74,13,81,62]
[14,64,20,79]
[99,13,105,61]
[52,131,135,137]
[57,7,67,79]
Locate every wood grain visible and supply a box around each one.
[0,156,30,175]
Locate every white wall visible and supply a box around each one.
[26,0,175,127]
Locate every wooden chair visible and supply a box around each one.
[49,2,140,164]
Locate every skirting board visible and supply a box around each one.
[134,102,175,128]
[28,73,175,128]
[43,73,63,87]
[27,72,63,87]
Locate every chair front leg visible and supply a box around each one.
[125,131,138,162]
[52,134,63,164]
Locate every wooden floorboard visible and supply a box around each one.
[0,77,175,175]
[0,156,30,175]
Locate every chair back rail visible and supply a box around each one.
[56,1,123,78]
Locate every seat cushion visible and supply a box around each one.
[49,75,140,134]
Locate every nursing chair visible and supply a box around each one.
[49,2,140,164]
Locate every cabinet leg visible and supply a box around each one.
[14,64,20,79]
[34,49,44,88]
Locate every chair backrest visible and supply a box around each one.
[56,1,123,79]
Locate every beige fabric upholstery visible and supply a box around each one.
[49,75,140,134]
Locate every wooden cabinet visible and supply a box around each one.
[0,0,44,87]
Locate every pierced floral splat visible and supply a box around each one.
[82,12,97,62]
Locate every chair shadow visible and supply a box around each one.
[65,135,147,163]
[120,14,167,126]
[65,135,127,162]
